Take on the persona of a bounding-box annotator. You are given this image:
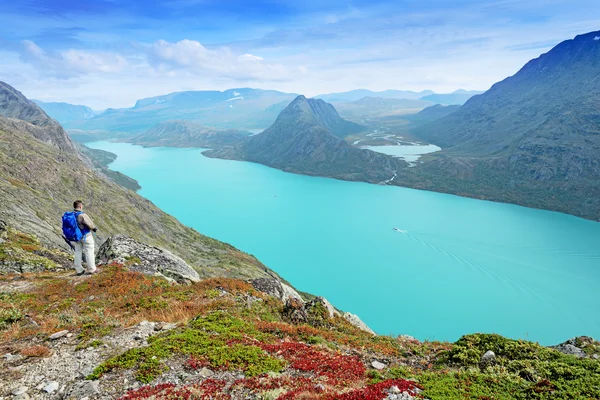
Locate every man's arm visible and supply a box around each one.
[80,213,97,231]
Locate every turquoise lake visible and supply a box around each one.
[88,141,600,345]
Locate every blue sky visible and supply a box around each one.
[0,0,598,109]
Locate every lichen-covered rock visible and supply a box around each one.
[479,350,497,369]
[250,278,304,303]
[97,235,199,283]
[282,298,308,324]
[343,312,376,335]
[306,296,339,318]
[550,336,598,358]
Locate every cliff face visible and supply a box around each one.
[0,82,76,152]
[206,95,402,183]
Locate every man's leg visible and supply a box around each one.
[73,240,84,274]
[83,234,96,273]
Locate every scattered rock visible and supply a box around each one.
[97,235,200,283]
[64,380,100,400]
[250,278,304,303]
[389,386,401,394]
[42,381,59,393]
[197,367,214,377]
[11,386,28,396]
[281,298,308,324]
[154,322,177,331]
[3,353,22,362]
[315,383,325,392]
[479,350,497,369]
[343,312,376,335]
[49,330,69,340]
[306,297,339,318]
[66,333,73,338]
[550,337,594,358]
[371,360,386,370]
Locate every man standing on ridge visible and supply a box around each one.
[63,200,98,276]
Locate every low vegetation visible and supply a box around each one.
[1,236,599,399]
[1,262,598,399]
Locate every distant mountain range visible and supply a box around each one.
[37,88,482,134]
[64,88,299,133]
[205,95,403,182]
[33,100,96,123]
[420,90,484,105]
[206,30,600,220]
[315,89,435,102]
[129,120,251,148]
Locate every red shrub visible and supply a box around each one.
[260,341,365,385]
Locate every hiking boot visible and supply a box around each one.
[75,271,85,276]
[84,269,99,275]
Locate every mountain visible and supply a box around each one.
[66,88,298,133]
[412,31,600,220]
[420,90,483,105]
[129,120,250,148]
[33,100,95,124]
[0,82,75,152]
[403,104,461,124]
[333,96,434,120]
[316,89,435,102]
[0,80,285,281]
[206,95,402,182]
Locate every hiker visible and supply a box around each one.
[62,200,98,276]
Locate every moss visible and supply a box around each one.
[88,322,284,382]
[433,333,600,399]
[0,307,24,330]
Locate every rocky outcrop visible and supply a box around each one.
[250,278,304,303]
[306,296,339,318]
[550,336,600,358]
[343,312,376,335]
[97,235,200,283]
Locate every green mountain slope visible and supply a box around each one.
[406,31,600,220]
[206,95,402,182]
[129,120,250,148]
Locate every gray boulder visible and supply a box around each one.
[64,380,100,400]
[343,312,376,335]
[250,278,304,303]
[97,235,199,283]
[479,350,497,369]
[550,337,594,358]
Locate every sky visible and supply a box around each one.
[0,0,599,109]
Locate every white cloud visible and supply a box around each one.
[19,40,127,78]
[149,39,294,81]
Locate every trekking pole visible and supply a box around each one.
[62,235,75,252]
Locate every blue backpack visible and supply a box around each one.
[62,211,89,242]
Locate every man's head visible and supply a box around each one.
[73,200,83,211]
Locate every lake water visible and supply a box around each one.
[87,141,600,345]
[362,144,442,163]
